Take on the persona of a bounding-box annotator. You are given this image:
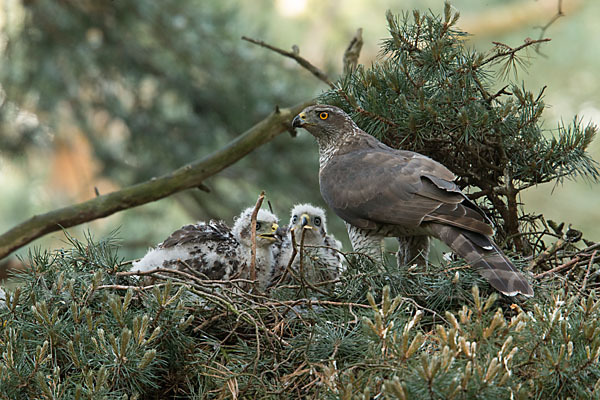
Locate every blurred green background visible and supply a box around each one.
[0,0,598,270]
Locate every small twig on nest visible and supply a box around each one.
[250,191,266,284]
[193,312,229,332]
[580,250,597,293]
[528,237,567,270]
[242,36,334,88]
[297,227,328,296]
[534,256,580,279]
[274,229,300,286]
[97,283,166,291]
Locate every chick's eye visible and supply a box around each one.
[255,222,262,230]
[319,112,329,120]
[314,217,321,226]
[292,215,298,224]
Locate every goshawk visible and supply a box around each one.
[292,105,533,297]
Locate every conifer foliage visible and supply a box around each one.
[2,234,600,398]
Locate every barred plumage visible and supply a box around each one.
[293,105,533,297]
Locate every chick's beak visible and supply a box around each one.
[292,113,306,128]
[300,214,313,230]
[258,223,279,242]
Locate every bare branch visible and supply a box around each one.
[580,250,596,293]
[528,237,567,270]
[535,0,564,53]
[250,191,266,283]
[0,101,313,260]
[534,256,579,279]
[242,36,334,88]
[343,28,363,76]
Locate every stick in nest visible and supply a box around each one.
[250,191,266,285]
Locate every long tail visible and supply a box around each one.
[429,224,534,297]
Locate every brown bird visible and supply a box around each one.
[292,104,533,297]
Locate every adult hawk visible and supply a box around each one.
[132,207,280,290]
[271,203,344,286]
[292,105,533,297]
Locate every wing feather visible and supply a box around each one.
[320,135,493,236]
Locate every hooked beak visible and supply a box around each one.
[300,214,313,230]
[292,113,306,128]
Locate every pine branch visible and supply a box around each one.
[479,38,551,69]
[0,101,313,260]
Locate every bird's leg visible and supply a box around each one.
[397,235,430,268]
[345,223,386,263]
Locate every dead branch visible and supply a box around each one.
[0,101,313,260]
[343,28,363,75]
[536,0,564,53]
[528,237,568,270]
[242,36,334,88]
[534,256,580,279]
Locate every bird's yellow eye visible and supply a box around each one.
[319,112,329,120]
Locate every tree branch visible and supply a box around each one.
[343,28,363,76]
[0,101,313,260]
[478,38,551,69]
[242,36,334,88]
[536,0,564,54]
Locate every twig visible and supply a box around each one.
[534,256,580,279]
[578,242,600,254]
[580,250,596,293]
[250,191,266,284]
[535,0,564,54]
[489,85,512,103]
[528,238,567,270]
[193,311,229,332]
[479,38,551,69]
[273,229,301,286]
[343,28,363,76]
[263,299,370,309]
[97,283,165,291]
[242,36,334,88]
[296,227,329,296]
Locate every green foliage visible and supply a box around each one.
[320,4,599,252]
[0,234,192,398]
[2,233,600,398]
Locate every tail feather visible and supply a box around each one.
[429,224,534,297]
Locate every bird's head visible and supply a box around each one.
[292,105,357,144]
[288,203,327,244]
[233,207,280,248]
